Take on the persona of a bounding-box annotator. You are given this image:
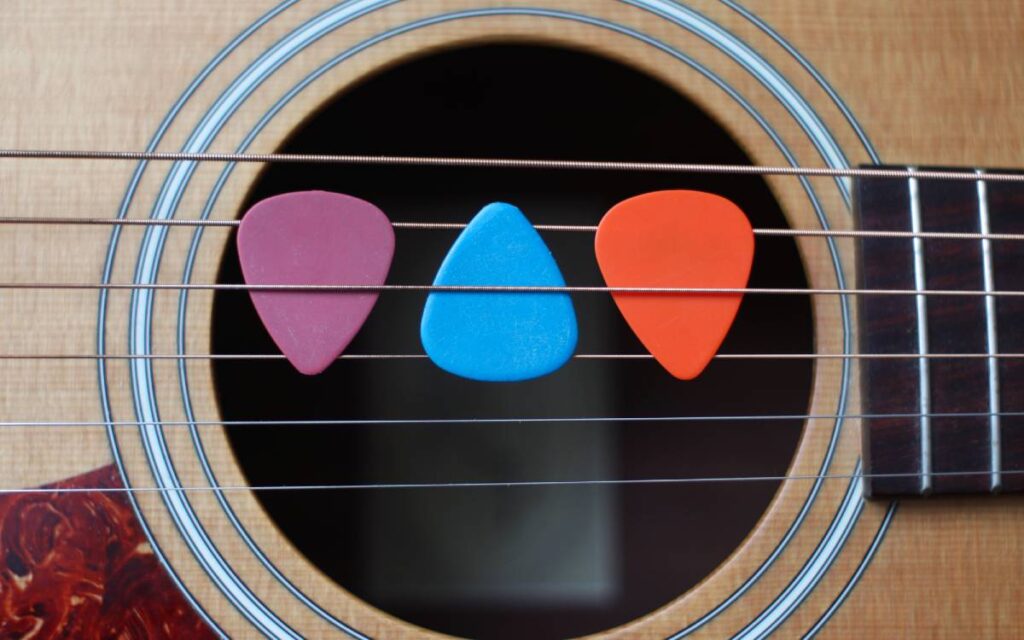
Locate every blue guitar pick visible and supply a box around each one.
[421,202,578,382]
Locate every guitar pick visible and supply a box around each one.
[595,190,754,380]
[421,202,577,382]
[237,191,395,375]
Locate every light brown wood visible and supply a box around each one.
[1,0,1022,637]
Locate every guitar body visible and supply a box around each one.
[1,1,1022,637]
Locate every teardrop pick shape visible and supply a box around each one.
[595,190,754,380]
[421,202,578,382]
[237,190,395,375]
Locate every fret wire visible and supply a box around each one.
[4,282,1024,296]
[2,148,1024,183]
[6,409,1024,428]
[908,168,932,493]
[3,216,1024,243]
[3,468,1024,495]
[6,352,1024,361]
[977,169,1002,492]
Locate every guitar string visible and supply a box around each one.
[3,469,1023,495]
[2,217,1017,354]
[2,216,1023,244]
[2,153,1017,493]
[2,157,1018,291]
[3,282,1023,297]
[7,415,1019,493]
[2,148,1024,183]
[3,352,1024,361]
[4,409,1024,428]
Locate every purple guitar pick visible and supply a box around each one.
[237,191,395,375]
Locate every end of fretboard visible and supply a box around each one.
[856,165,1024,497]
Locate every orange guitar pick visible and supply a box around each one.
[595,190,754,380]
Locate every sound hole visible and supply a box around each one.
[214,44,812,639]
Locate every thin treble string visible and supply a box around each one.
[3,352,1024,361]
[1,148,1023,183]
[5,409,1024,428]
[2,469,1023,495]
[1,216,1023,243]
[2,282,1023,297]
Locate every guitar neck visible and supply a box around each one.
[858,167,1024,496]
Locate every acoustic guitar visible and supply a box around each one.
[1,1,1022,638]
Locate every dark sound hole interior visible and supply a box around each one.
[214,45,812,639]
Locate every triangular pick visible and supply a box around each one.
[237,191,395,375]
[420,202,577,382]
[595,190,754,380]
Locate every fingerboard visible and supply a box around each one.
[857,167,1024,497]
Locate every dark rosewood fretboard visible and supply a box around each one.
[857,166,1024,497]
